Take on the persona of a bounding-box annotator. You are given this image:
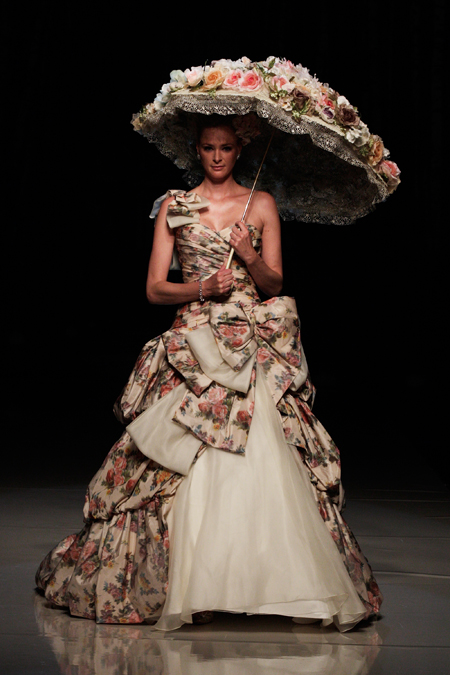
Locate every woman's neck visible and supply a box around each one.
[196,176,248,201]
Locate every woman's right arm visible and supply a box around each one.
[146,198,234,305]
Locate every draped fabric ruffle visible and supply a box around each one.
[36,191,383,626]
[35,431,183,623]
[121,295,315,468]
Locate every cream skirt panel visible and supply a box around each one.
[155,364,366,632]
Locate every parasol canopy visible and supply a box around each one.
[132,56,400,225]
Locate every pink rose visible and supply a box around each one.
[82,560,96,576]
[160,383,174,397]
[126,479,137,492]
[106,469,115,485]
[212,404,228,420]
[270,75,294,94]
[114,457,127,472]
[128,610,141,624]
[237,410,250,424]
[116,514,127,529]
[223,69,243,89]
[239,70,263,91]
[70,546,81,562]
[265,319,281,333]
[257,347,272,363]
[231,337,243,348]
[184,66,204,87]
[379,160,400,178]
[198,401,211,414]
[236,324,250,335]
[114,474,125,487]
[207,387,227,404]
[82,541,97,559]
[219,325,235,338]
[166,337,180,354]
[377,160,401,190]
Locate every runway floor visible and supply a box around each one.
[1,481,449,674]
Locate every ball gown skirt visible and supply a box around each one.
[35,191,382,631]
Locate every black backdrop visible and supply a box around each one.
[3,2,447,489]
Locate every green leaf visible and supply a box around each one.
[191,81,204,91]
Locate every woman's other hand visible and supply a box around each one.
[203,264,234,298]
[229,221,257,265]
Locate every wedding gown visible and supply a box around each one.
[35,190,382,631]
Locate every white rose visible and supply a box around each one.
[345,123,370,147]
[170,70,187,84]
[170,81,184,92]
[211,58,233,70]
[294,63,312,82]
[222,57,251,70]
[261,56,276,69]
[358,124,371,146]
[153,83,173,108]
[337,95,350,107]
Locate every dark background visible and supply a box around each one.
[3,2,447,489]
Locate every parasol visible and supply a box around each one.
[132,56,400,232]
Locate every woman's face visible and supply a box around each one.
[197,125,242,182]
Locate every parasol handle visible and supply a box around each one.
[225,130,274,270]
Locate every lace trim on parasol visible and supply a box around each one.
[134,94,390,225]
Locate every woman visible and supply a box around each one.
[36,116,382,631]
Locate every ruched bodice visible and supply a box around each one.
[172,222,262,338]
[175,221,262,306]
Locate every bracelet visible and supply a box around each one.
[199,279,205,303]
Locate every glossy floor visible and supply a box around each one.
[1,483,449,674]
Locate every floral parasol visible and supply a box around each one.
[132,56,400,225]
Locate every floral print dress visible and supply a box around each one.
[35,191,382,630]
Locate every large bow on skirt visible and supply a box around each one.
[169,296,310,456]
[123,296,334,484]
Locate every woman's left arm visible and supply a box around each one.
[229,192,283,297]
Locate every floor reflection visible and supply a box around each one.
[34,594,381,674]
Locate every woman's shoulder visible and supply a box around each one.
[254,189,276,203]
[253,190,278,212]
